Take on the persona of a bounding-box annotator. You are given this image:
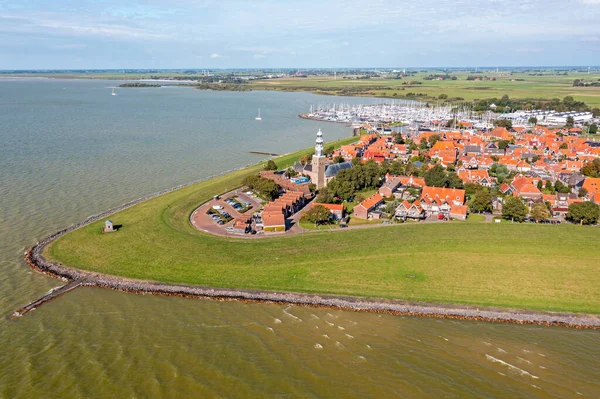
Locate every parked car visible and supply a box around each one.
[226,227,234,232]
[217,220,225,225]
[212,205,223,210]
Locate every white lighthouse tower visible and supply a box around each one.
[311,129,326,189]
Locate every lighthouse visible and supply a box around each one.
[311,129,326,189]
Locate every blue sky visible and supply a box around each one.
[1,0,599,69]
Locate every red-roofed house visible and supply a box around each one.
[353,194,384,219]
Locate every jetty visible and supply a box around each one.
[249,151,280,156]
[12,279,84,318]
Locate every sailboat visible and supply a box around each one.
[255,108,262,121]
[111,88,117,96]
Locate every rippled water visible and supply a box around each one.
[1,79,599,398]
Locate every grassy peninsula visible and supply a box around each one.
[45,136,600,315]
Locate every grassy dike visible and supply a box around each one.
[45,137,600,315]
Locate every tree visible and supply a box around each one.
[489,163,510,184]
[497,140,510,150]
[528,116,538,125]
[469,188,492,213]
[389,161,404,176]
[300,154,312,166]
[566,201,600,225]
[284,167,298,178]
[589,124,598,134]
[502,196,528,222]
[565,116,574,128]
[530,202,550,222]
[264,159,278,171]
[581,159,600,178]
[333,155,345,164]
[554,180,570,194]
[438,94,448,100]
[559,142,568,150]
[537,180,543,190]
[324,145,335,156]
[424,165,448,187]
[428,134,441,147]
[385,201,398,214]
[578,187,588,198]
[494,119,513,129]
[447,172,464,189]
[303,205,332,226]
[242,175,280,200]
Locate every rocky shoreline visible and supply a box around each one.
[24,228,600,329]
[19,152,600,329]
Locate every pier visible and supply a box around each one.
[12,279,84,318]
[249,151,280,156]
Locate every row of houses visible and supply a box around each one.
[351,182,468,221]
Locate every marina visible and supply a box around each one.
[303,101,498,130]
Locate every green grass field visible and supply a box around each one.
[46,137,600,314]
[251,72,600,108]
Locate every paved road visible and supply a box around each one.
[191,190,501,239]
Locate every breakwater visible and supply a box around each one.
[22,213,600,328]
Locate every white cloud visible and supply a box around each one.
[209,53,223,58]
[252,53,265,59]
[578,0,600,4]
[342,41,350,46]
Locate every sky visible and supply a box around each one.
[1,0,599,69]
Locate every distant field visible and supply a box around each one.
[251,72,600,107]
[46,137,600,315]
[7,70,600,107]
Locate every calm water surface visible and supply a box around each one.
[0,79,598,398]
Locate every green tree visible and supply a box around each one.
[264,159,278,171]
[530,202,550,222]
[589,124,598,134]
[447,172,464,189]
[566,202,600,225]
[497,140,510,150]
[489,163,510,184]
[565,116,574,128]
[559,142,568,149]
[284,167,298,178]
[528,116,538,125]
[438,94,448,100]
[303,205,332,226]
[578,187,588,198]
[469,188,492,213]
[389,161,404,175]
[494,119,513,130]
[502,196,528,222]
[333,155,345,164]
[385,201,398,214]
[537,180,543,190]
[424,164,448,187]
[428,134,441,147]
[554,180,570,194]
